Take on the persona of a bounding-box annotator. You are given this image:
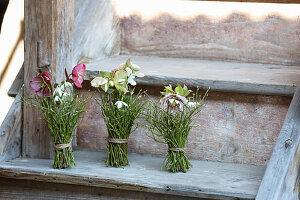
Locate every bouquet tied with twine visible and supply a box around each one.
[145,84,209,172]
[91,58,145,167]
[21,64,90,169]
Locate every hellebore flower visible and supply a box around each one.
[160,93,188,112]
[72,64,86,88]
[115,101,128,109]
[29,72,53,97]
[91,77,109,91]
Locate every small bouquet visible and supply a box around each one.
[91,58,145,167]
[22,64,89,169]
[145,84,209,172]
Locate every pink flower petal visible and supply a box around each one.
[73,79,82,88]
[36,90,42,97]
[43,71,52,81]
[30,75,42,91]
[72,64,85,88]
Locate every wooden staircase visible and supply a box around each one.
[0,0,300,199]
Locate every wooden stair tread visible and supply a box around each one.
[0,150,265,200]
[85,55,300,96]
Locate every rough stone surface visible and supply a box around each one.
[77,84,291,166]
[120,2,300,65]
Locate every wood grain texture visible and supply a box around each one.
[74,0,120,64]
[77,85,291,166]
[0,93,21,162]
[84,55,300,96]
[192,0,300,3]
[256,85,300,200]
[7,64,24,97]
[119,2,300,65]
[23,0,74,158]
[0,150,266,200]
[0,178,206,200]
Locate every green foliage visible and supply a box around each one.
[96,89,146,167]
[145,87,209,172]
[161,84,192,97]
[21,85,91,169]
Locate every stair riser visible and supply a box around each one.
[77,84,291,166]
[120,3,300,66]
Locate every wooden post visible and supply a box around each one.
[23,0,74,158]
[256,85,300,200]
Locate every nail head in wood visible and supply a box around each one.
[285,138,293,148]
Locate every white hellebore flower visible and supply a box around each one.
[91,77,110,92]
[115,101,128,109]
[91,77,108,87]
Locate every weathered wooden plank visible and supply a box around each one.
[7,64,24,97]
[84,55,300,96]
[0,93,21,162]
[74,0,120,64]
[0,150,265,200]
[256,85,300,200]
[118,1,300,66]
[0,178,206,200]
[23,0,74,158]
[192,0,300,3]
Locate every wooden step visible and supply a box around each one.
[84,55,300,96]
[0,150,265,200]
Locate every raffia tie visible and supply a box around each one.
[168,147,185,153]
[54,142,72,150]
[107,138,128,144]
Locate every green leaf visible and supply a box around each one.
[125,58,131,67]
[175,84,184,96]
[107,88,115,94]
[164,84,174,94]
[99,71,110,78]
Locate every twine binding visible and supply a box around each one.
[168,147,185,153]
[54,142,72,150]
[107,138,128,144]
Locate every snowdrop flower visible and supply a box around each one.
[115,101,128,109]
[53,86,63,97]
[53,81,73,103]
[131,64,140,71]
[125,67,132,75]
[136,72,144,77]
[187,102,200,108]
[109,80,114,87]
[127,74,136,86]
